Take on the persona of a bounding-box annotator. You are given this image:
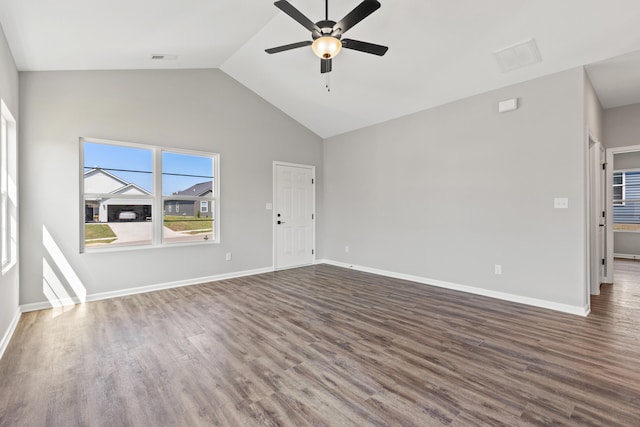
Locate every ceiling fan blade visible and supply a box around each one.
[334,0,381,35]
[274,0,321,33]
[321,58,332,74]
[342,39,388,56]
[265,41,312,54]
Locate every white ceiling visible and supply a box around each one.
[586,50,640,110]
[1,0,639,138]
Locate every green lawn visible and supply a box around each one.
[85,223,116,239]
[85,223,117,245]
[164,216,213,233]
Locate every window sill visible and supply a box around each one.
[81,239,219,254]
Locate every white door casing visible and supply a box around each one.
[598,144,606,285]
[589,140,606,295]
[273,162,315,269]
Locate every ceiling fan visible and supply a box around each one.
[265,0,388,74]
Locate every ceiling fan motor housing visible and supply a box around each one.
[313,20,340,39]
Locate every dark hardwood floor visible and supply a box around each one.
[1,262,640,426]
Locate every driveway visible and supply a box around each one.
[107,222,211,244]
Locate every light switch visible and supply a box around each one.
[554,197,568,209]
[266,203,273,210]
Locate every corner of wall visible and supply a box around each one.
[0,309,20,360]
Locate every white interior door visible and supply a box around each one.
[274,163,315,269]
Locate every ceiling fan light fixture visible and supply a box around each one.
[312,36,342,59]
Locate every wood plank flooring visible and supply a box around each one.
[1,262,640,426]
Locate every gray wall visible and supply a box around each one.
[0,22,19,352]
[603,103,640,149]
[614,151,640,170]
[584,71,603,142]
[323,68,588,309]
[19,69,323,305]
[614,233,640,256]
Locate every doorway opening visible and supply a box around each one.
[605,144,640,287]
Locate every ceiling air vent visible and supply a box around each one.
[493,38,542,72]
[151,54,178,61]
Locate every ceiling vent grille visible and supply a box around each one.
[493,38,542,72]
[151,54,178,61]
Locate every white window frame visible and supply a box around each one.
[80,137,220,252]
[200,201,208,213]
[1,100,17,274]
[613,171,625,206]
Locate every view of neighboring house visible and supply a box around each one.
[613,171,640,225]
[166,181,213,218]
[84,168,151,222]
[85,168,213,223]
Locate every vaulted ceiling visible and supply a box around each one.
[1,0,639,138]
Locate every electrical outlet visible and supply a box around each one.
[494,264,502,275]
[225,252,232,261]
[345,245,350,253]
[554,197,568,209]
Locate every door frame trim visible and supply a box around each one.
[272,161,316,270]
[588,136,605,296]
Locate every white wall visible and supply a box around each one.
[19,69,323,306]
[0,22,19,356]
[323,68,588,311]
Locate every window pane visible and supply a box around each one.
[613,173,623,185]
[613,186,623,201]
[613,201,640,229]
[1,102,17,271]
[163,199,213,243]
[84,142,153,193]
[81,139,219,250]
[162,151,214,197]
[84,200,153,247]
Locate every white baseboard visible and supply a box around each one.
[21,266,275,313]
[320,259,589,317]
[614,253,640,260]
[19,259,590,317]
[0,309,21,360]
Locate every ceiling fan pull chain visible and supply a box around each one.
[326,72,331,92]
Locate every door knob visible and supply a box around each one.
[277,220,285,225]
